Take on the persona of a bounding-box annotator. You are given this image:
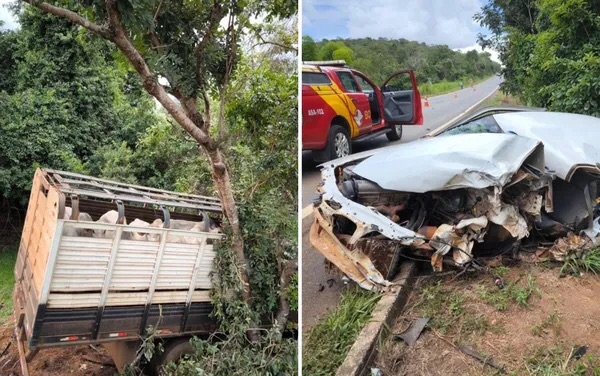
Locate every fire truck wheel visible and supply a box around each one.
[386,124,403,141]
[328,124,352,160]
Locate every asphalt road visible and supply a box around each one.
[301,75,502,331]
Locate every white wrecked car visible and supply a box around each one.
[310,107,600,291]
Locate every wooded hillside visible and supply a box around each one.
[302,36,501,86]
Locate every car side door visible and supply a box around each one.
[380,70,423,126]
[335,70,373,135]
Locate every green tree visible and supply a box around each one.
[332,46,354,64]
[22,0,296,330]
[0,26,18,93]
[476,0,600,115]
[317,40,347,60]
[308,37,500,85]
[302,35,318,61]
[0,9,156,204]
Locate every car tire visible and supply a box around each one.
[386,124,403,141]
[328,124,352,160]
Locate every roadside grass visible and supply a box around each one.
[377,265,600,375]
[418,272,538,334]
[530,311,561,337]
[0,245,17,323]
[522,344,600,376]
[302,287,381,376]
[476,273,539,311]
[418,75,495,96]
[412,270,541,343]
[560,247,600,276]
[480,91,523,107]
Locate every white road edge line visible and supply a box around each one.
[302,204,313,219]
[301,85,500,219]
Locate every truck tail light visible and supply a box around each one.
[108,332,128,338]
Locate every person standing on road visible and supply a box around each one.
[460,81,464,90]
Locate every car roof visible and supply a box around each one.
[493,111,600,180]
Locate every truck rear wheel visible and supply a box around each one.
[386,124,403,141]
[149,338,194,375]
[328,124,351,160]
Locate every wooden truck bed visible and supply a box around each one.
[13,169,224,348]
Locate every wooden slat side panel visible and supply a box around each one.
[109,241,159,291]
[21,169,43,251]
[154,244,198,290]
[47,290,211,308]
[31,231,52,293]
[51,236,111,292]
[27,190,47,282]
[19,170,51,297]
[31,187,60,294]
[50,228,216,295]
[195,248,216,289]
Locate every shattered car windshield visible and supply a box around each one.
[440,115,503,136]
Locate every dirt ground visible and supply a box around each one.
[0,322,115,376]
[374,264,600,375]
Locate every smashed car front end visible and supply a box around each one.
[310,133,552,291]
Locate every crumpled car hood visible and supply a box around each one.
[494,111,600,181]
[351,133,545,193]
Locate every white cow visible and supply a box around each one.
[93,210,127,239]
[147,218,220,243]
[62,207,94,237]
[124,218,151,241]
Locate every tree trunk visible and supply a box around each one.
[203,146,251,303]
[275,258,297,331]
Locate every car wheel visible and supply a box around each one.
[386,124,402,141]
[328,124,352,160]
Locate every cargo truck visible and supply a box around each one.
[13,168,229,375]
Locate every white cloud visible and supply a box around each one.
[454,43,501,64]
[0,0,18,30]
[304,0,486,49]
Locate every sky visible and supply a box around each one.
[303,0,500,62]
[2,0,499,62]
[0,0,18,30]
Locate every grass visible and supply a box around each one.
[302,287,381,376]
[418,75,496,96]
[415,282,469,334]
[560,247,600,276]
[384,267,600,375]
[477,273,539,311]
[0,245,17,323]
[522,344,600,376]
[480,91,523,107]
[531,311,561,337]
[412,271,539,341]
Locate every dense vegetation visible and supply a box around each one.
[475,0,600,116]
[0,11,157,203]
[302,36,501,87]
[0,2,297,374]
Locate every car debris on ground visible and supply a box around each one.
[310,107,600,291]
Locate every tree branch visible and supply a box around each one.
[195,2,226,56]
[23,0,109,38]
[251,39,298,53]
[101,0,214,149]
[194,2,226,87]
[217,10,237,138]
[201,92,211,130]
[275,256,297,331]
